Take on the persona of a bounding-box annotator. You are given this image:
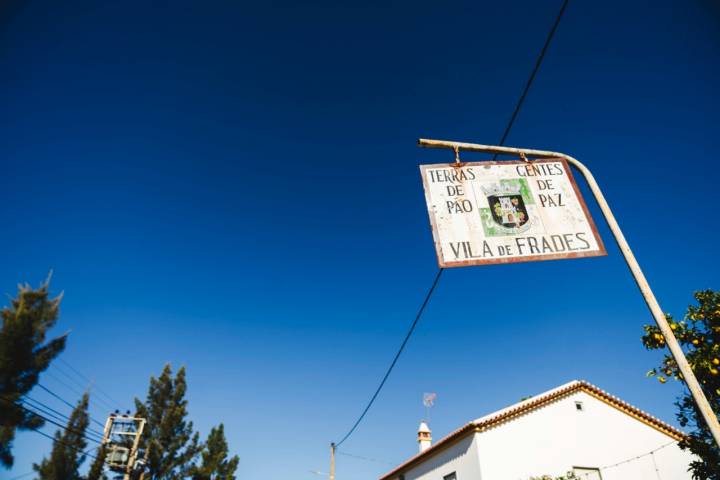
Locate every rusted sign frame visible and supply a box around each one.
[417,138,720,449]
[420,157,607,268]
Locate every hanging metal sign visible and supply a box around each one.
[420,158,605,267]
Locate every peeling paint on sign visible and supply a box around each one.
[420,158,606,268]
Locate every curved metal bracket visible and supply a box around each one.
[417,138,720,447]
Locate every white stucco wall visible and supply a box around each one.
[474,390,694,480]
[403,434,481,480]
[396,390,695,480]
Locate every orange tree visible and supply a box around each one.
[642,289,720,480]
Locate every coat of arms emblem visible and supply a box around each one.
[481,182,529,231]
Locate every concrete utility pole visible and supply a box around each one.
[417,138,720,449]
[329,443,335,480]
[101,412,147,480]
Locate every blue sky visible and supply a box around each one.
[2,1,719,479]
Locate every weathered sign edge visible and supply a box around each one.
[419,157,607,268]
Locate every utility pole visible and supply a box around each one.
[137,444,150,480]
[101,412,147,480]
[329,443,335,480]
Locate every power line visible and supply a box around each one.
[24,426,100,460]
[35,382,111,429]
[22,396,103,439]
[19,402,104,445]
[336,450,394,465]
[334,269,444,448]
[57,357,123,409]
[35,383,108,429]
[493,0,570,159]
[332,0,570,449]
[0,397,103,445]
[8,471,35,480]
[43,370,116,415]
[38,379,85,409]
[20,396,72,426]
[50,361,118,412]
[22,395,106,439]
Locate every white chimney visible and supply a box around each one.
[417,421,432,452]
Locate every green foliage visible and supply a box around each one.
[0,279,66,468]
[190,424,239,480]
[134,364,202,480]
[33,393,90,480]
[642,289,720,480]
[85,444,108,480]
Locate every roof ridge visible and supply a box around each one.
[378,380,686,480]
[470,379,582,425]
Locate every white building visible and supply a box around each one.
[380,381,695,480]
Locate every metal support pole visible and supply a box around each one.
[417,138,720,448]
[330,443,336,480]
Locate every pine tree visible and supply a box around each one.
[190,424,239,480]
[0,278,67,468]
[85,444,108,480]
[134,364,201,480]
[33,393,91,480]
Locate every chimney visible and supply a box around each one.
[417,421,432,453]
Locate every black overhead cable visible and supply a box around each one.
[336,450,394,465]
[8,438,102,480]
[43,370,115,415]
[493,0,569,158]
[334,270,443,448]
[22,395,107,439]
[0,397,103,445]
[15,400,103,444]
[35,383,109,430]
[50,362,117,412]
[18,398,102,438]
[37,377,112,428]
[24,427,99,460]
[37,383,80,410]
[57,357,123,409]
[8,471,35,480]
[332,0,570,449]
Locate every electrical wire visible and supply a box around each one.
[24,426,100,460]
[0,397,103,445]
[336,450,394,465]
[19,396,72,426]
[36,382,80,410]
[19,403,104,445]
[8,471,35,480]
[22,395,106,439]
[56,357,123,409]
[334,269,444,448]
[43,370,115,416]
[492,0,570,159]
[36,383,108,429]
[22,401,103,438]
[332,0,570,450]
[50,361,118,412]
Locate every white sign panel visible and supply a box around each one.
[420,158,605,267]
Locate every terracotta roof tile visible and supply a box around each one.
[378,380,686,480]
